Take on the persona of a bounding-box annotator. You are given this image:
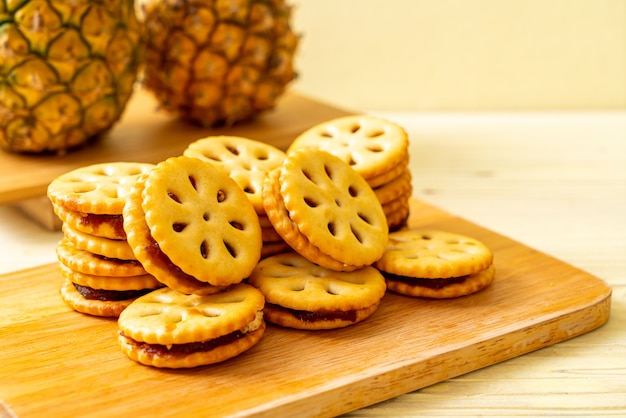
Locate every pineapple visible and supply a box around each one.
[0,0,142,154]
[139,0,299,127]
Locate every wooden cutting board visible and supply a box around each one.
[0,90,352,206]
[0,199,611,418]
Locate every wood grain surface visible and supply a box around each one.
[0,90,351,205]
[0,199,611,418]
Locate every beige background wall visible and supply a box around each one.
[290,0,626,111]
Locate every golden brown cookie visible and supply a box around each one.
[62,223,137,261]
[384,264,496,299]
[260,240,291,259]
[141,156,262,286]
[53,205,126,240]
[123,174,227,295]
[183,135,286,214]
[384,203,410,232]
[47,162,155,215]
[56,238,147,277]
[249,251,386,330]
[117,284,265,368]
[59,279,149,318]
[288,115,409,180]
[58,263,162,292]
[265,148,388,270]
[381,190,411,218]
[375,229,494,279]
[381,190,411,231]
[375,228,495,298]
[372,170,412,205]
[263,169,356,271]
[365,155,409,189]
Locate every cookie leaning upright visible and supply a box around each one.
[375,229,495,299]
[263,148,388,271]
[288,115,412,230]
[123,156,263,293]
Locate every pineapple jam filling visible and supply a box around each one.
[267,304,359,323]
[382,273,469,289]
[72,283,153,301]
[75,213,125,238]
[119,311,264,355]
[142,227,209,284]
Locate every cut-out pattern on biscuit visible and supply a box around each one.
[279,149,388,266]
[142,156,262,286]
[183,136,286,213]
[118,284,264,345]
[288,115,409,179]
[376,229,493,279]
[249,252,386,312]
[47,162,155,214]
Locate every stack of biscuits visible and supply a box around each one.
[46,117,496,369]
[118,155,267,368]
[183,136,290,257]
[288,115,412,231]
[47,162,161,317]
[253,147,390,329]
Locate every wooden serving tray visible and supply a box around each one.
[0,90,351,206]
[0,199,611,418]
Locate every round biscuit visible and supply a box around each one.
[47,162,155,215]
[62,223,137,261]
[385,264,496,298]
[248,251,387,312]
[53,205,126,240]
[58,263,162,291]
[375,229,494,279]
[262,168,359,271]
[366,155,409,189]
[183,135,285,214]
[288,115,409,180]
[59,279,136,317]
[263,303,380,330]
[56,238,147,277]
[382,191,411,216]
[117,284,265,346]
[385,204,411,232]
[118,321,265,368]
[123,174,227,295]
[372,170,412,205]
[279,148,388,267]
[142,156,262,286]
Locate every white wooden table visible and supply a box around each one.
[1,109,624,416]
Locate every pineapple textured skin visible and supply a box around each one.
[0,0,142,153]
[140,0,299,127]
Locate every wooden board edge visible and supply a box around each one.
[11,196,62,231]
[0,91,355,206]
[0,400,17,418]
[237,289,612,418]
